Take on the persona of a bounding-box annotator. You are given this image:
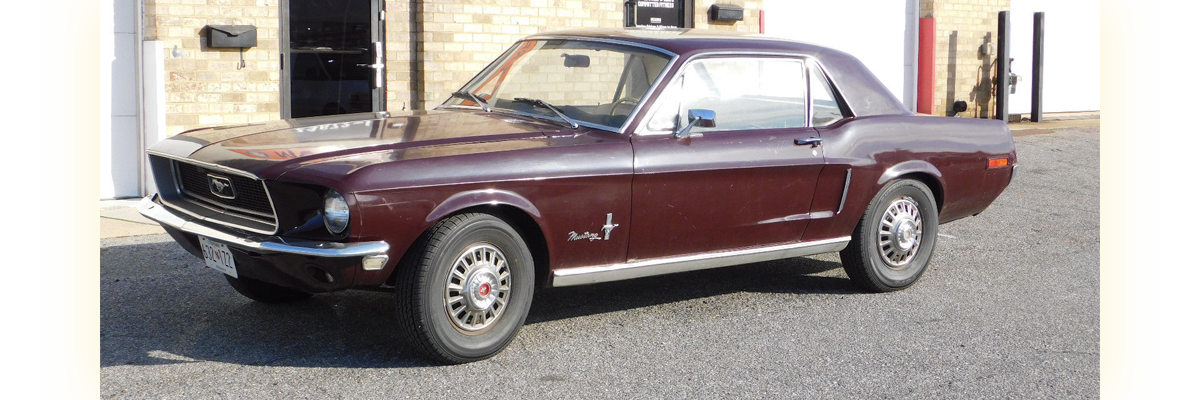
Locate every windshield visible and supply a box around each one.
[442,39,672,130]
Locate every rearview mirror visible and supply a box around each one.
[561,53,590,68]
[675,109,716,139]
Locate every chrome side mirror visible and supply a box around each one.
[675,109,716,139]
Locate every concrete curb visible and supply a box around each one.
[101,198,164,239]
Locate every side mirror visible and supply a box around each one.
[675,109,716,139]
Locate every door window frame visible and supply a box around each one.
[806,58,854,127]
[636,52,854,136]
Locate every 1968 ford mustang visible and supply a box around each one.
[139,29,1016,364]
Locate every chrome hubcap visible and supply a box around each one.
[877,197,923,269]
[445,244,511,332]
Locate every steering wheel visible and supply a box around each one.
[608,97,639,115]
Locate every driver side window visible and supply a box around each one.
[647,57,808,134]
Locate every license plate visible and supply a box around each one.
[199,236,238,278]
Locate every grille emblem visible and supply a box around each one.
[207,174,237,199]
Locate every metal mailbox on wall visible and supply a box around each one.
[626,0,694,28]
[207,25,257,48]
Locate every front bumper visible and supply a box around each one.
[137,195,391,292]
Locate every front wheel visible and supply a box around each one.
[840,179,939,292]
[396,213,535,364]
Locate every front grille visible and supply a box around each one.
[173,160,277,227]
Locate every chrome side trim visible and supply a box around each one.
[138,195,389,258]
[551,236,851,287]
[837,169,852,214]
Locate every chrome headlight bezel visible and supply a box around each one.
[323,189,350,234]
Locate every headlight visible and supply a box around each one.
[323,190,350,234]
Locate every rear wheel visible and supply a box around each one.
[396,213,535,364]
[840,179,939,292]
[224,275,312,303]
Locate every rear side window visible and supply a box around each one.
[809,61,847,127]
[647,57,808,133]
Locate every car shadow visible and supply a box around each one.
[101,238,854,369]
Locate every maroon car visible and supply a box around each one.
[139,29,1016,364]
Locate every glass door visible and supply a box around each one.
[283,0,384,119]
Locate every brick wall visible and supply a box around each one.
[400,0,763,111]
[396,0,625,111]
[146,0,281,135]
[922,0,1010,118]
[147,0,764,135]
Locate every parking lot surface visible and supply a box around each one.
[101,126,1098,398]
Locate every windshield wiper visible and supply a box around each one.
[451,91,491,112]
[513,97,579,129]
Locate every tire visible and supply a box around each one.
[396,213,535,364]
[840,179,939,292]
[224,275,313,303]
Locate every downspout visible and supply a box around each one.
[903,0,919,112]
[408,0,424,110]
[135,0,145,196]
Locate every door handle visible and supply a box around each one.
[357,42,384,88]
[794,137,822,147]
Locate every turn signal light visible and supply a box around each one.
[988,157,1010,168]
[362,255,389,271]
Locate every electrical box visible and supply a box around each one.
[625,0,693,28]
[709,4,744,22]
[207,25,257,48]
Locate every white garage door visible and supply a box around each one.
[762,0,914,109]
[1008,0,1100,114]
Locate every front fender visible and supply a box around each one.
[426,189,544,225]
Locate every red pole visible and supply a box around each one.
[759,10,765,34]
[917,17,936,115]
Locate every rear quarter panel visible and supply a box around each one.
[803,114,1016,242]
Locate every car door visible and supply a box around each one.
[627,55,827,261]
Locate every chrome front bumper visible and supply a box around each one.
[137,194,389,258]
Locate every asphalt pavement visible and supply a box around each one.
[100,125,1099,398]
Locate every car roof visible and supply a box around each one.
[527,28,835,57]
[525,29,911,117]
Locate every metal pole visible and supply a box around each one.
[995,10,1010,122]
[1031,12,1045,122]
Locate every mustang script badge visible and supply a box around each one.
[567,231,601,242]
[568,213,619,242]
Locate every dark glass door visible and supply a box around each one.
[284,0,383,119]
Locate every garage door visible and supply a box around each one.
[763,0,914,110]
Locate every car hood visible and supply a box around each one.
[148,109,577,179]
